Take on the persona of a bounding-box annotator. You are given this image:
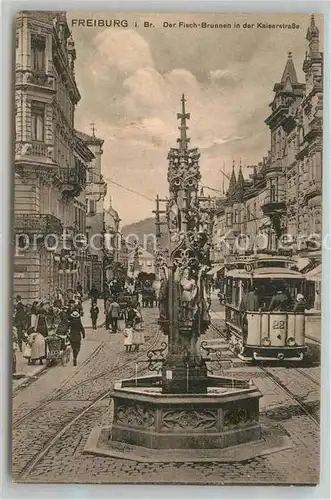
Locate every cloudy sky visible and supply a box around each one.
[68,12,323,226]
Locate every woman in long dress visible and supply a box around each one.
[36,303,49,338]
[30,301,38,330]
[27,327,46,365]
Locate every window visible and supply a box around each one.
[234,209,239,224]
[89,199,96,214]
[31,101,45,141]
[270,178,278,202]
[226,212,233,227]
[31,34,46,72]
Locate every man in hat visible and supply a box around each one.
[293,293,306,313]
[269,289,289,312]
[68,310,85,366]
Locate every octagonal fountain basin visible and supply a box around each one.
[84,374,293,462]
[109,374,262,451]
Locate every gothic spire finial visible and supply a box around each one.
[281,51,298,84]
[90,121,96,137]
[306,13,320,54]
[177,94,190,150]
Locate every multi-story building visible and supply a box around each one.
[211,15,323,309]
[14,11,88,301]
[72,133,95,296]
[76,130,107,295]
[103,201,121,281]
[127,246,155,280]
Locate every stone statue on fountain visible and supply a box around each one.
[157,94,213,393]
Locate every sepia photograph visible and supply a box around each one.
[12,11,323,484]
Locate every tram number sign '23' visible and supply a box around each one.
[272,320,285,330]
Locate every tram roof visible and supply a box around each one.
[225,253,297,264]
[226,267,303,279]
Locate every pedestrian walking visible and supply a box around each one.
[90,303,99,330]
[12,327,18,375]
[108,297,120,333]
[90,286,98,305]
[14,295,26,352]
[36,303,49,338]
[68,311,85,366]
[105,297,111,330]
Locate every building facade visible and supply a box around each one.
[103,202,121,281]
[211,16,323,309]
[14,11,87,301]
[76,131,107,295]
[127,246,155,280]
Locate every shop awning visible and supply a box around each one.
[305,264,322,282]
[207,264,224,276]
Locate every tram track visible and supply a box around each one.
[13,325,162,429]
[13,342,105,428]
[13,321,164,479]
[209,317,320,428]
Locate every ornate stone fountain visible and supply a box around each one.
[84,96,291,462]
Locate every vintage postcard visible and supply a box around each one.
[12,11,323,484]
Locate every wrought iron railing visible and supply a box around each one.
[60,162,87,188]
[14,214,63,235]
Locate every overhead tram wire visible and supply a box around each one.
[103,177,156,203]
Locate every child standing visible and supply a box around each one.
[123,322,134,352]
[90,303,99,330]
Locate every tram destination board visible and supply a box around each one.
[10,10,324,488]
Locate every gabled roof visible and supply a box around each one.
[75,130,104,146]
[281,52,298,85]
[128,246,155,260]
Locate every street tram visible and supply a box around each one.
[224,253,307,362]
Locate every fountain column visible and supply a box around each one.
[159,94,211,394]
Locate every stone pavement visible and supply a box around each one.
[13,300,106,393]
[12,308,161,481]
[11,304,320,485]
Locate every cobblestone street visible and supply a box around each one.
[12,304,320,485]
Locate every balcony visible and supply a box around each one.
[261,196,286,217]
[303,179,322,204]
[14,214,63,235]
[15,141,51,159]
[60,161,87,199]
[304,117,322,143]
[26,71,54,89]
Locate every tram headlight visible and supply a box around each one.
[262,337,271,347]
[286,337,296,347]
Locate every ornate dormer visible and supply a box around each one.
[266,52,305,132]
[266,52,305,165]
[306,14,320,57]
[236,161,245,202]
[226,161,237,201]
[303,14,323,97]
